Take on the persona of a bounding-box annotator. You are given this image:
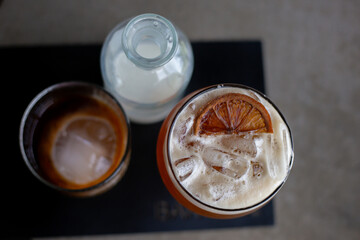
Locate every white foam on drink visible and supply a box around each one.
[169,87,293,209]
[52,116,117,185]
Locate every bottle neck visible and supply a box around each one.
[122,14,178,70]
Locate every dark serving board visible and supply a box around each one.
[1,41,273,239]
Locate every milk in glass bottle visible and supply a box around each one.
[101,13,194,124]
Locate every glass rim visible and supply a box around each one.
[166,83,294,212]
[122,13,178,70]
[19,81,132,194]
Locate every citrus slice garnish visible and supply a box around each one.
[194,93,273,135]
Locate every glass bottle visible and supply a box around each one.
[101,13,194,124]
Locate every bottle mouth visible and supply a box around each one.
[122,13,178,69]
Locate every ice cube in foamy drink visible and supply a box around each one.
[157,84,294,218]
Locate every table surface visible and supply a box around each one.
[2,2,359,239]
[2,41,273,238]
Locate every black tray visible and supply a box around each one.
[2,41,273,238]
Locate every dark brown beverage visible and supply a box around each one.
[20,82,131,197]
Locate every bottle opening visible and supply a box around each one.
[134,30,163,59]
[122,14,178,69]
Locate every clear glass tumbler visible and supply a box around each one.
[101,13,194,124]
[19,82,131,197]
[157,84,294,218]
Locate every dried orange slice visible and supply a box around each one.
[194,93,273,135]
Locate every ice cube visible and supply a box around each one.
[220,135,257,157]
[176,117,193,143]
[173,156,196,181]
[52,117,116,185]
[201,147,249,179]
[282,128,290,165]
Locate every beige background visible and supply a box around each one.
[1,0,359,239]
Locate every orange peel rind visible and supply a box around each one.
[194,93,273,136]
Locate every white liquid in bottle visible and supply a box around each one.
[112,51,184,104]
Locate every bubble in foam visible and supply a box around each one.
[52,116,116,185]
[209,184,225,201]
[251,161,264,178]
